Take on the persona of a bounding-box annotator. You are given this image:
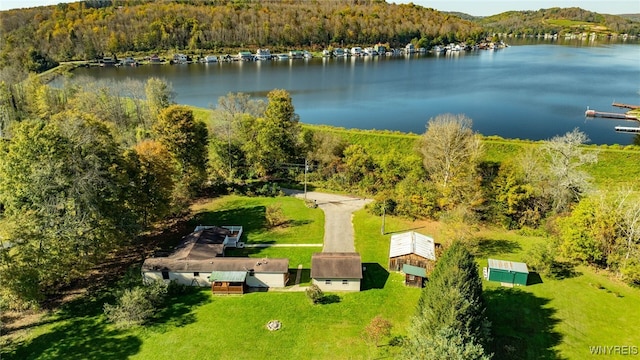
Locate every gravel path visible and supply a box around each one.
[284,190,372,252]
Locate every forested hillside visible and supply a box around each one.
[0,0,481,72]
[477,7,640,36]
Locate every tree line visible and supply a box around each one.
[0,75,208,308]
[477,7,640,36]
[0,0,483,75]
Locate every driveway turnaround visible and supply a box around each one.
[285,190,372,252]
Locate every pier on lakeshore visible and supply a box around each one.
[585,109,638,121]
[612,102,640,110]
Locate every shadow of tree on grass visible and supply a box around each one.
[2,291,139,360]
[484,287,564,360]
[476,238,522,258]
[150,288,210,330]
[319,294,341,304]
[190,206,266,235]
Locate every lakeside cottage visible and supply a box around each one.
[141,226,289,292]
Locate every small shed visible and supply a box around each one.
[388,231,437,272]
[402,264,427,288]
[311,252,362,292]
[486,259,529,286]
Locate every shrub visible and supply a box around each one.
[524,242,557,277]
[265,203,287,228]
[305,284,324,304]
[363,315,393,346]
[104,287,155,328]
[104,281,168,328]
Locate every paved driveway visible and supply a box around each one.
[284,190,372,252]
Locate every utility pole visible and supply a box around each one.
[304,158,308,200]
[381,200,386,235]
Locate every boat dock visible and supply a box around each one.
[585,109,638,120]
[615,126,640,133]
[612,102,640,110]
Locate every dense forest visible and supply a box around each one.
[476,7,640,36]
[2,1,638,76]
[0,0,482,73]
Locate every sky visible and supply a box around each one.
[1,0,639,15]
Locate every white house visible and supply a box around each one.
[311,252,362,292]
[142,257,289,293]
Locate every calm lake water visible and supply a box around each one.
[70,42,640,145]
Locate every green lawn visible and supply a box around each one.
[190,195,324,245]
[3,196,640,360]
[476,229,640,359]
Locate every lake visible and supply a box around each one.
[69,42,640,145]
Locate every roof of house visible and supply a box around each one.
[169,227,231,260]
[209,271,247,282]
[142,257,289,273]
[403,264,427,277]
[488,259,529,274]
[389,231,436,261]
[311,252,362,279]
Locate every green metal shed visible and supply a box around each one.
[486,259,529,286]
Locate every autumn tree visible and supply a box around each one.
[0,112,134,308]
[211,92,266,179]
[153,105,208,198]
[146,77,175,121]
[416,114,483,210]
[541,128,597,213]
[124,140,177,226]
[241,89,301,177]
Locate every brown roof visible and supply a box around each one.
[142,257,289,273]
[169,227,230,260]
[311,252,362,279]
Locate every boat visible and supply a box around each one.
[322,49,331,57]
[405,43,416,54]
[333,48,346,57]
[432,45,445,54]
[363,47,378,56]
[121,57,137,66]
[255,48,272,61]
[289,50,304,59]
[303,50,313,59]
[203,55,218,63]
[276,54,289,60]
[350,47,362,56]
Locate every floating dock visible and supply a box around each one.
[585,109,638,120]
[612,102,640,110]
[615,126,640,133]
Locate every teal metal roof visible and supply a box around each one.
[209,271,247,282]
[488,259,529,274]
[403,264,427,277]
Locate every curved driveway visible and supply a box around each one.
[285,190,372,252]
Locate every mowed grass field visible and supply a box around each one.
[2,195,640,359]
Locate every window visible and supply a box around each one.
[162,271,170,280]
[342,280,348,285]
[409,275,415,281]
[194,272,200,277]
[325,280,332,285]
